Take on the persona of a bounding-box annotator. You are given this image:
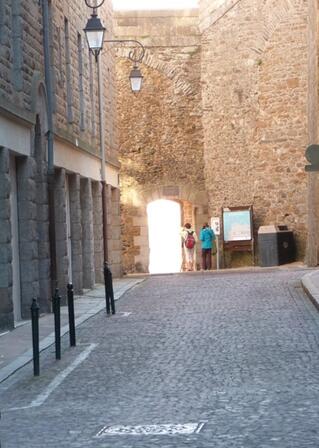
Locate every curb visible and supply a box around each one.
[0,278,145,384]
[301,270,319,312]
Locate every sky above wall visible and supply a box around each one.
[112,0,198,10]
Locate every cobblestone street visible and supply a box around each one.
[2,269,319,447]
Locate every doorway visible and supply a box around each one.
[9,155,21,322]
[147,199,182,274]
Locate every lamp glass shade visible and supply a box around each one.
[84,14,106,53]
[129,66,143,93]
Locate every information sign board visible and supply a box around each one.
[223,209,252,242]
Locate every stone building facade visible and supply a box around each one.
[115,1,314,273]
[0,0,121,331]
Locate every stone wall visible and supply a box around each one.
[116,2,312,269]
[0,148,13,329]
[114,10,207,273]
[306,0,319,265]
[52,0,119,165]
[200,0,308,261]
[0,0,44,112]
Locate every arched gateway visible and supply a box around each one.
[121,184,208,274]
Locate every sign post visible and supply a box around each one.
[211,217,220,270]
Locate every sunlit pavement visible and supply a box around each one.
[2,268,319,447]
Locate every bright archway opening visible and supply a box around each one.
[147,199,182,274]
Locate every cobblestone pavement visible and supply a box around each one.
[2,269,319,448]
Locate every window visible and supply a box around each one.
[77,33,85,131]
[64,18,73,123]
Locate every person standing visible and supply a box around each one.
[199,222,216,270]
[181,223,198,271]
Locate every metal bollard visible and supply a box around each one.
[67,283,76,347]
[108,267,116,315]
[52,288,61,360]
[104,262,116,315]
[31,299,40,376]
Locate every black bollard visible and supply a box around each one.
[52,288,61,360]
[108,267,116,315]
[31,299,40,376]
[103,262,111,315]
[67,283,76,347]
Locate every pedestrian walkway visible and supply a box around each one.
[0,277,144,384]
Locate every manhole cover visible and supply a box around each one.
[96,422,205,437]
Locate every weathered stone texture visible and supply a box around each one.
[16,157,39,317]
[200,0,308,259]
[0,148,13,330]
[52,0,118,165]
[54,168,68,300]
[108,186,122,277]
[306,0,319,265]
[80,178,95,289]
[0,0,44,110]
[92,181,103,283]
[69,174,83,293]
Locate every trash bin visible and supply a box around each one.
[258,225,296,267]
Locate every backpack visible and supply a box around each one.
[185,231,195,249]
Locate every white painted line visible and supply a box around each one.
[96,422,205,437]
[5,343,97,412]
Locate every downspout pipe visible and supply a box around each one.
[97,54,109,263]
[42,0,57,291]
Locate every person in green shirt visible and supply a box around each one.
[199,222,216,270]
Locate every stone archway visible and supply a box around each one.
[121,183,208,274]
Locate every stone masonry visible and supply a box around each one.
[0,148,13,329]
[80,178,95,289]
[92,181,103,284]
[200,0,308,263]
[69,174,83,293]
[115,2,314,271]
[54,168,69,301]
[16,156,40,318]
[115,10,208,273]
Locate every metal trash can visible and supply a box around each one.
[258,225,296,267]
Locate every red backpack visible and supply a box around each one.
[185,231,195,249]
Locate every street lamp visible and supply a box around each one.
[129,65,143,93]
[84,0,145,264]
[83,7,105,59]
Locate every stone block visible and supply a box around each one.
[18,201,37,221]
[0,264,11,288]
[0,148,10,173]
[38,241,50,259]
[0,199,10,219]
[37,222,49,241]
[0,311,14,332]
[0,174,10,198]
[20,260,38,284]
[38,259,50,280]
[18,221,37,242]
[17,180,36,202]
[0,244,11,264]
[19,241,38,261]
[36,204,49,222]
[0,220,11,244]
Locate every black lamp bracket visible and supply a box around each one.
[104,39,145,64]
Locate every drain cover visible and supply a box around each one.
[96,422,204,437]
